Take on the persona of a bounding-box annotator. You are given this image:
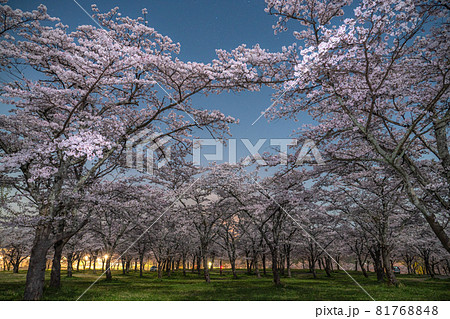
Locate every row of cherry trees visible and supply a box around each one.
[0,1,260,300]
[0,0,448,300]
[1,163,448,286]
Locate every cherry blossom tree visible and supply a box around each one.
[258,0,450,252]
[178,167,236,283]
[63,230,90,278]
[0,2,262,299]
[211,163,312,285]
[0,226,32,273]
[317,162,417,285]
[216,206,242,279]
[87,180,166,281]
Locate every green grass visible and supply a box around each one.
[0,269,448,301]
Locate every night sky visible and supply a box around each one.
[2,0,320,164]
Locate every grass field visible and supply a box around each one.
[0,269,449,301]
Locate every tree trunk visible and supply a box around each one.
[226,244,237,279]
[203,255,210,283]
[246,252,251,274]
[139,254,144,278]
[196,255,201,275]
[92,254,97,274]
[167,258,172,277]
[23,224,53,301]
[357,254,368,278]
[271,250,281,286]
[262,253,267,276]
[309,256,317,279]
[157,261,163,279]
[231,259,237,279]
[12,257,20,273]
[360,263,368,278]
[105,257,112,281]
[279,253,285,275]
[381,246,398,286]
[286,250,291,278]
[254,254,261,278]
[370,247,384,282]
[126,259,131,273]
[324,257,332,277]
[121,258,126,275]
[67,253,73,278]
[49,239,64,288]
[422,250,435,278]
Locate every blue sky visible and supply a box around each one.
[3,0,315,164]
